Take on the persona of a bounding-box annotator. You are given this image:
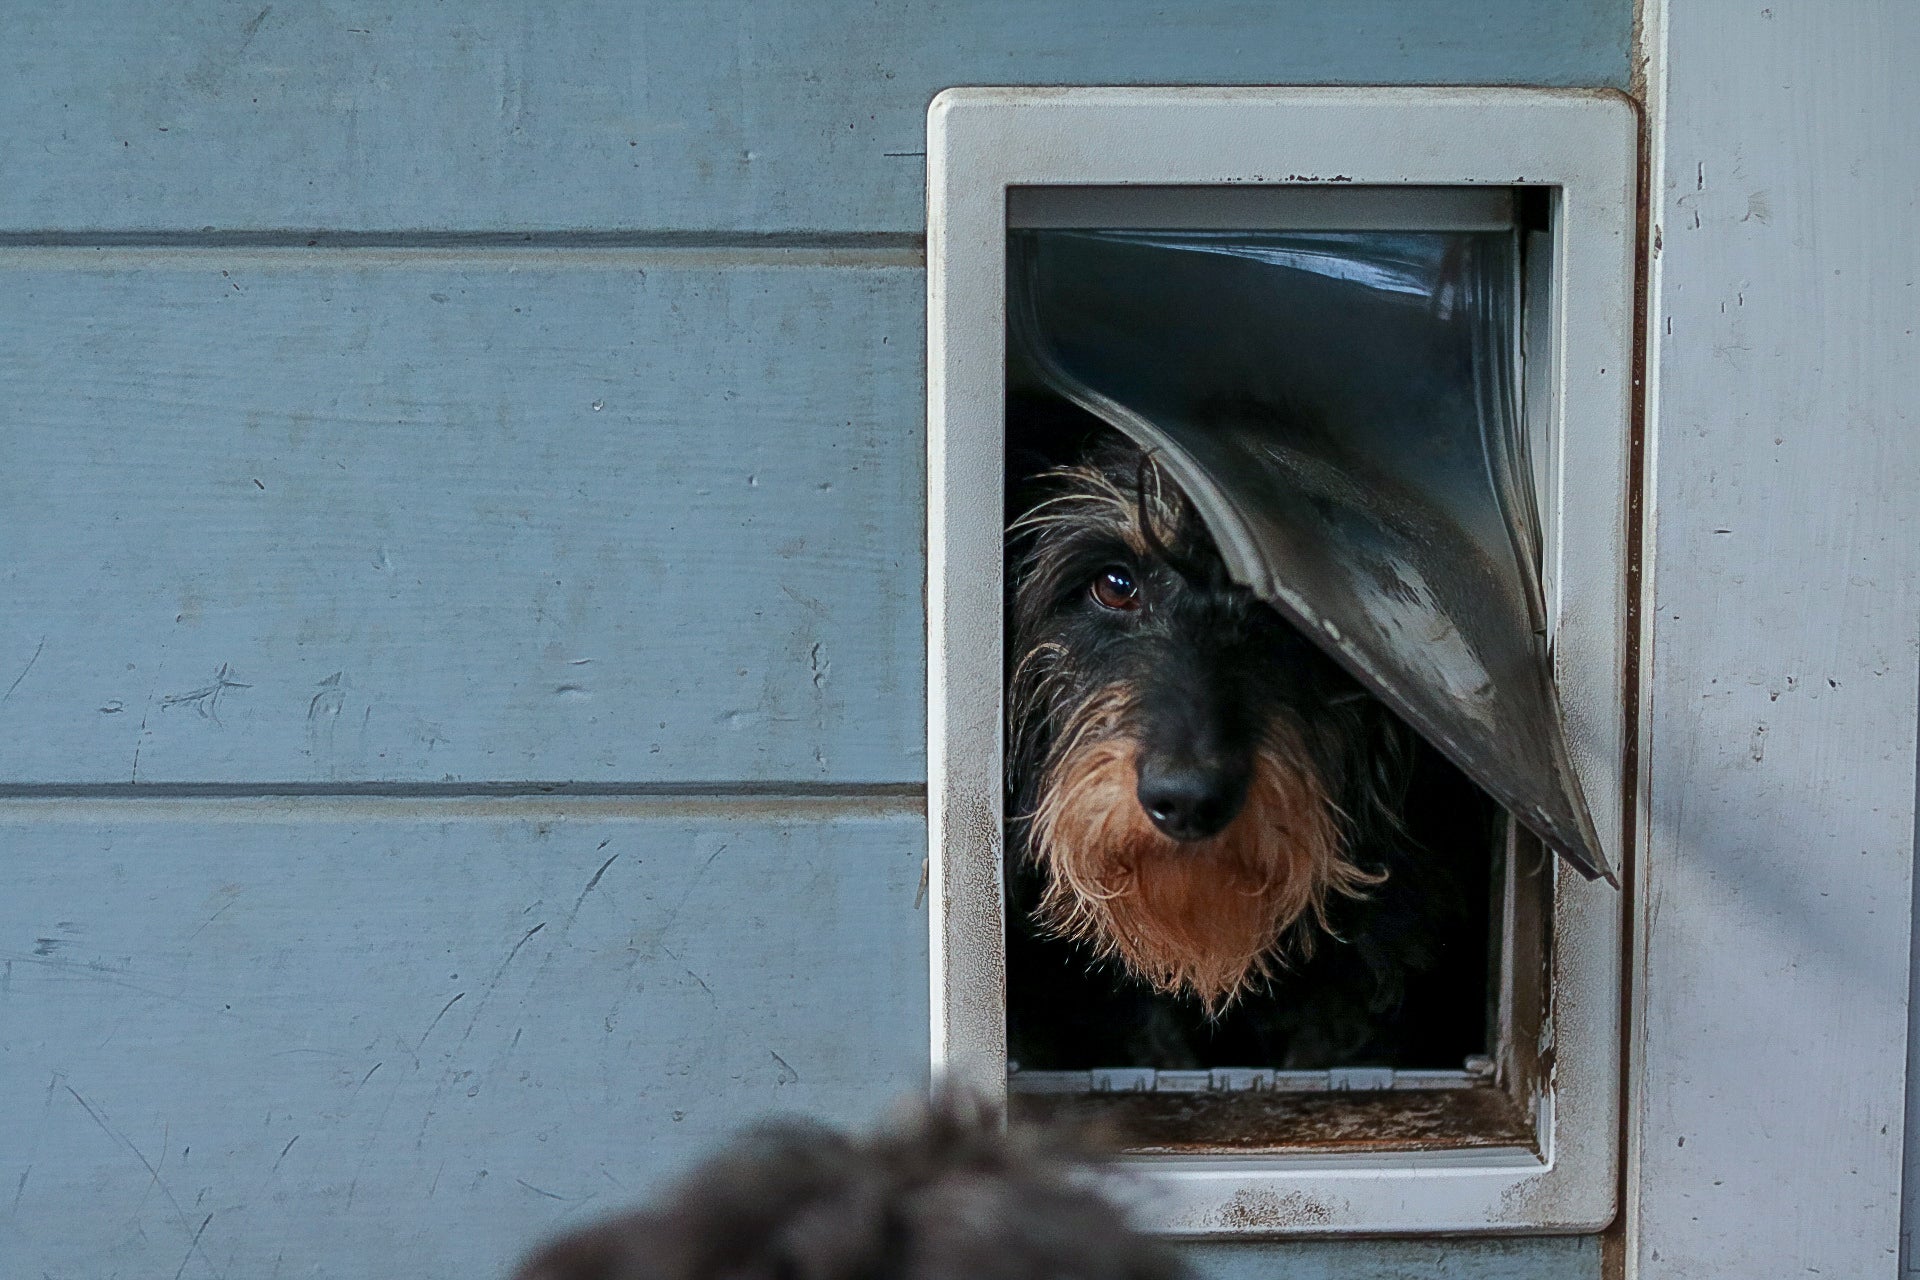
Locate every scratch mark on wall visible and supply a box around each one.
[172,1211,215,1280]
[414,921,551,1149]
[11,1164,28,1215]
[239,7,271,49]
[131,699,152,783]
[96,1012,131,1051]
[5,952,231,1017]
[345,1064,408,1208]
[270,1134,298,1174]
[306,672,347,769]
[769,1050,799,1085]
[185,5,271,95]
[497,922,546,975]
[566,850,621,926]
[308,673,344,723]
[611,841,734,1010]
[160,664,250,724]
[140,1118,171,1215]
[661,946,716,1005]
[65,1087,220,1278]
[183,898,238,945]
[659,844,728,936]
[515,1177,571,1201]
[416,994,465,1050]
[780,584,830,617]
[2,637,44,703]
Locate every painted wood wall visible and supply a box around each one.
[1635,1,1920,1276]
[0,5,1630,1276]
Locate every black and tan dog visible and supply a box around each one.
[1005,407,1495,1071]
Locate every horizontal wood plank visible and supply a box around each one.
[0,803,927,1277]
[0,257,925,784]
[0,1,1633,234]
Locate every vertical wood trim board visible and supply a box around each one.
[1632,1,1920,1274]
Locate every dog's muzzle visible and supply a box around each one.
[1135,753,1249,842]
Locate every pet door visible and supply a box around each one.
[927,88,1636,1233]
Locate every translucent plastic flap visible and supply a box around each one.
[1010,227,1614,883]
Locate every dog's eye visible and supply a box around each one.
[1090,565,1141,612]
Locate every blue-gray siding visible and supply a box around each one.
[1,803,926,1277]
[0,3,1634,1275]
[2,2,1633,234]
[0,253,925,784]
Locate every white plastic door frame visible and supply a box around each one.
[926,87,1637,1234]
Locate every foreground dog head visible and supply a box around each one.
[513,1095,1183,1280]
[1008,440,1397,1013]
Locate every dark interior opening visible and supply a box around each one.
[1002,392,1504,1077]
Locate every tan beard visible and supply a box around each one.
[1026,696,1379,1015]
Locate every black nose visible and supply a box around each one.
[1135,757,1248,842]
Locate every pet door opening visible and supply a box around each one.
[998,192,1587,1155]
[926,87,1634,1232]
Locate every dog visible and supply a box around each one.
[511,1094,1185,1280]
[1004,406,1494,1071]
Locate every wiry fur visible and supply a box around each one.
[1008,445,1391,1012]
[1030,703,1376,1012]
[512,1094,1185,1280]
[1005,417,1492,1070]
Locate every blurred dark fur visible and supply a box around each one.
[1005,397,1495,1070]
[512,1095,1185,1280]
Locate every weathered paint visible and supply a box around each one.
[0,257,924,784]
[0,1,1644,1276]
[0,1,1633,235]
[0,804,928,1275]
[1633,0,1920,1275]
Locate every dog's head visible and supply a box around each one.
[512,1095,1185,1280]
[1008,439,1398,1013]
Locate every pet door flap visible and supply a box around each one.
[1010,228,1615,884]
